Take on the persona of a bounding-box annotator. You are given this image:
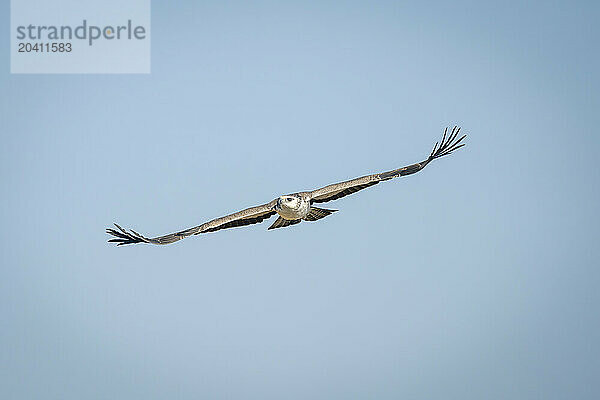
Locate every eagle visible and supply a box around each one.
[107,126,466,246]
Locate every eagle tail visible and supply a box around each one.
[268,217,302,230]
[304,207,338,222]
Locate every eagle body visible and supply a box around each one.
[275,193,311,220]
[107,127,467,246]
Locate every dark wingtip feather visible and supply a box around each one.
[428,127,467,161]
[106,223,149,246]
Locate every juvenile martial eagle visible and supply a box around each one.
[107,126,466,246]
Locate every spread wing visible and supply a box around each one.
[106,199,278,246]
[310,126,466,204]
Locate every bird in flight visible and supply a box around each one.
[107,126,466,246]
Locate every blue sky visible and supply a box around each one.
[1,1,599,399]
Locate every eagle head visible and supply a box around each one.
[278,194,300,210]
[278,195,301,211]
